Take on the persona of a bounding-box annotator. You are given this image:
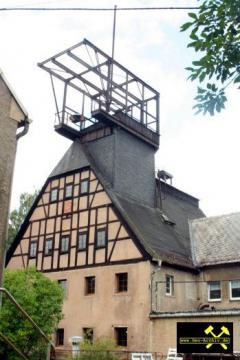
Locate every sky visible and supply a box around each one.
[1,0,239,217]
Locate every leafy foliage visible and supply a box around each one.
[0,267,64,359]
[181,0,240,115]
[67,339,121,360]
[8,191,38,248]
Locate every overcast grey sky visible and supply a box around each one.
[1,0,239,217]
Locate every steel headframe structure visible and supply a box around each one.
[38,38,160,135]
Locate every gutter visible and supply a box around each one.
[150,309,240,319]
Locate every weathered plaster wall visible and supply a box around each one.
[0,77,19,281]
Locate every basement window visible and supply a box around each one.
[116,273,128,292]
[80,179,89,194]
[115,327,127,347]
[208,281,221,301]
[85,276,95,295]
[230,280,240,300]
[166,275,174,296]
[56,328,64,346]
[29,241,37,258]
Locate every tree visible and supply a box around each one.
[0,267,64,359]
[181,0,240,115]
[8,191,38,248]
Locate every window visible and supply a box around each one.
[166,275,174,296]
[80,179,89,194]
[85,276,95,295]
[56,328,64,346]
[230,280,240,300]
[58,279,68,298]
[65,184,73,199]
[50,188,58,202]
[116,273,128,292]
[208,281,221,301]
[96,228,106,248]
[60,235,69,253]
[45,238,53,256]
[83,328,94,343]
[29,242,37,258]
[78,232,87,251]
[115,327,127,347]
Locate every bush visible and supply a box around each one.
[67,338,121,360]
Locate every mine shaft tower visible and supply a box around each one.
[38,38,160,149]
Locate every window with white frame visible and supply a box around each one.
[50,188,58,202]
[80,179,89,194]
[96,228,106,248]
[65,184,73,199]
[60,235,69,253]
[45,238,53,256]
[166,275,174,296]
[30,242,37,258]
[229,280,240,300]
[208,281,221,301]
[78,232,87,250]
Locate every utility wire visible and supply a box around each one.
[0,6,199,11]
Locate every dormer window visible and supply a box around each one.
[65,184,73,199]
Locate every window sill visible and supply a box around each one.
[208,299,221,302]
[230,298,240,301]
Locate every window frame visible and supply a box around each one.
[208,281,221,302]
[165,274,174,296]
[229,280,240,300]
[50,187,58,203]
[85,276,95,295]
[78,231,88,251]
[60,235,70,254]
[80,179,89,195]
[56,328,64,346]
[64,183,73,199]
[115,327,128,347]
[58,279,68,299]
[45,238,53,256]
[29,241,37,258]
[83,328,94,343]
[96,228,107,249]
[116,273,128,293]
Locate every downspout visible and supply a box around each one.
[16,117,30,140]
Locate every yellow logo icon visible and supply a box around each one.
[204,325,230,350]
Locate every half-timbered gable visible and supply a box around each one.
[7,166,145,273]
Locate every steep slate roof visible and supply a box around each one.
[7,139,204,270]
[190,212,240,267]
[50,140,204,269]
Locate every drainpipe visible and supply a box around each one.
[16,117,30,140]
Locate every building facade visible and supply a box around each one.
[6,41,240,356]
